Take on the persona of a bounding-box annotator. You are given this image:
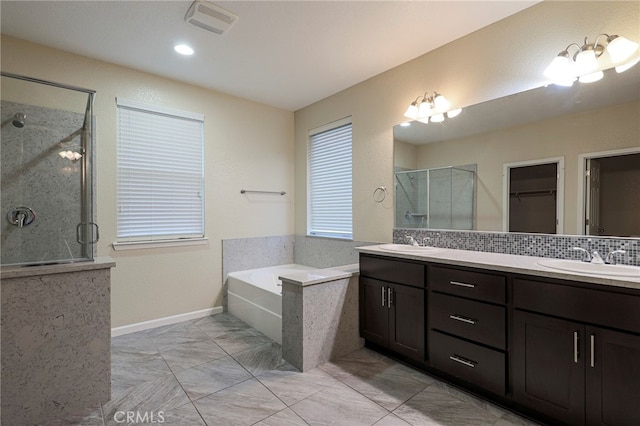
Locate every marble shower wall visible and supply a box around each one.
[1,101,85,265]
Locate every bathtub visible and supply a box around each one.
[227,264,315,344]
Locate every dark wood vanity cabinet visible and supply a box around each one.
[359,252,640,426]
[512,278,640,425]
[428,265,507,396]
[359,255,425,362]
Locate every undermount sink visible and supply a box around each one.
[537,259,640,278]
[378,244,439,254]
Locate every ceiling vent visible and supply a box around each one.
[185,1,238,35]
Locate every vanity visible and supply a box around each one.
[357,244,640,425]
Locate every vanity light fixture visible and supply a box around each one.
[403,91,462,123]
[544,33,639,86]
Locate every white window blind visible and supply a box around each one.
[116,98,204,242]
[307,119,352,239]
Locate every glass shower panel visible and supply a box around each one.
[1,74,95,266]
[395,166,475,230]
[395,169,429,227]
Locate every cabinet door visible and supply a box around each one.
[389,284,425,362]
[359,277,389,348]
[586,326,640,426]
[512,310,585,425]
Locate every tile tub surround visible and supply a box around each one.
[222,235,378,309]
[1,258,115,426]
[293,235,379,268]
[222,234,379,277]
[358,245,640,289]
[281,264,364,371]
[394,228,640,267]
[66,313,538,426]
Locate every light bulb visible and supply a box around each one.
[578,70,603,83]
[174,44,194,56]
[615,57,639,73]
[433,94,450,112]
[417,98,431,119]
[430,113,445,123]
[446,108,462,118]
[544,52,575,84]
[404,102,419,120]
[553,78,576,87]
[606,35,639,64]
[575,47,599,74]
[58,151,67,159]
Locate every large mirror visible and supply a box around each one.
[393,66,640,237]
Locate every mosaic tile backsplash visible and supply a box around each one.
[394,228,640,267]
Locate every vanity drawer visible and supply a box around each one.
[360,255,425,288]
[430,292,506,350]
[514,278,640,334]
[429,265,506,304]
[430,330,505,396]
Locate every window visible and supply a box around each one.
[116,98,204,245]
[307,117,352,239]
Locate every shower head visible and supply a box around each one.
[12,113,26,128]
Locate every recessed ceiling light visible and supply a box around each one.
[174,44,194,56]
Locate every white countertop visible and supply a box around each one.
[1,257,116,280]
[356,245,640,291]
[279,263,359,287]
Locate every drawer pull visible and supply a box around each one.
[449,354,477,368]
[449,314,476,325]
[574,331,579,363]
[450,280,475,289]
[388,287,393,307]
[381,286,386,307]
[590,334,595,368]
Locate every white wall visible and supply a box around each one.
[294,1,640,243]
[1,36,295,327]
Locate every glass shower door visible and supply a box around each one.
[1,73,96,266]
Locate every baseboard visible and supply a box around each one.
[111,306,223,337]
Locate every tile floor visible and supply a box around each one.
[49,313,540,426]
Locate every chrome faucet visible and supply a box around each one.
[569,247,623,265]
[605,249,626,265]
[570,247,591,262]
[406,235,420,247]
[590,250,605,264]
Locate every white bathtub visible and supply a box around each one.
[227,264,315,344]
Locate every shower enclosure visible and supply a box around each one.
[395,166,476,230]
[1,72,97,266]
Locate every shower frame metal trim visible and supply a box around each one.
[1,72,97,265]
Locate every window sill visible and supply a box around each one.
[112,238,208,251]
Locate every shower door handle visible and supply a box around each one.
[76,222,99,244]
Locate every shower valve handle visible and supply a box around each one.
[7,207,36,227]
